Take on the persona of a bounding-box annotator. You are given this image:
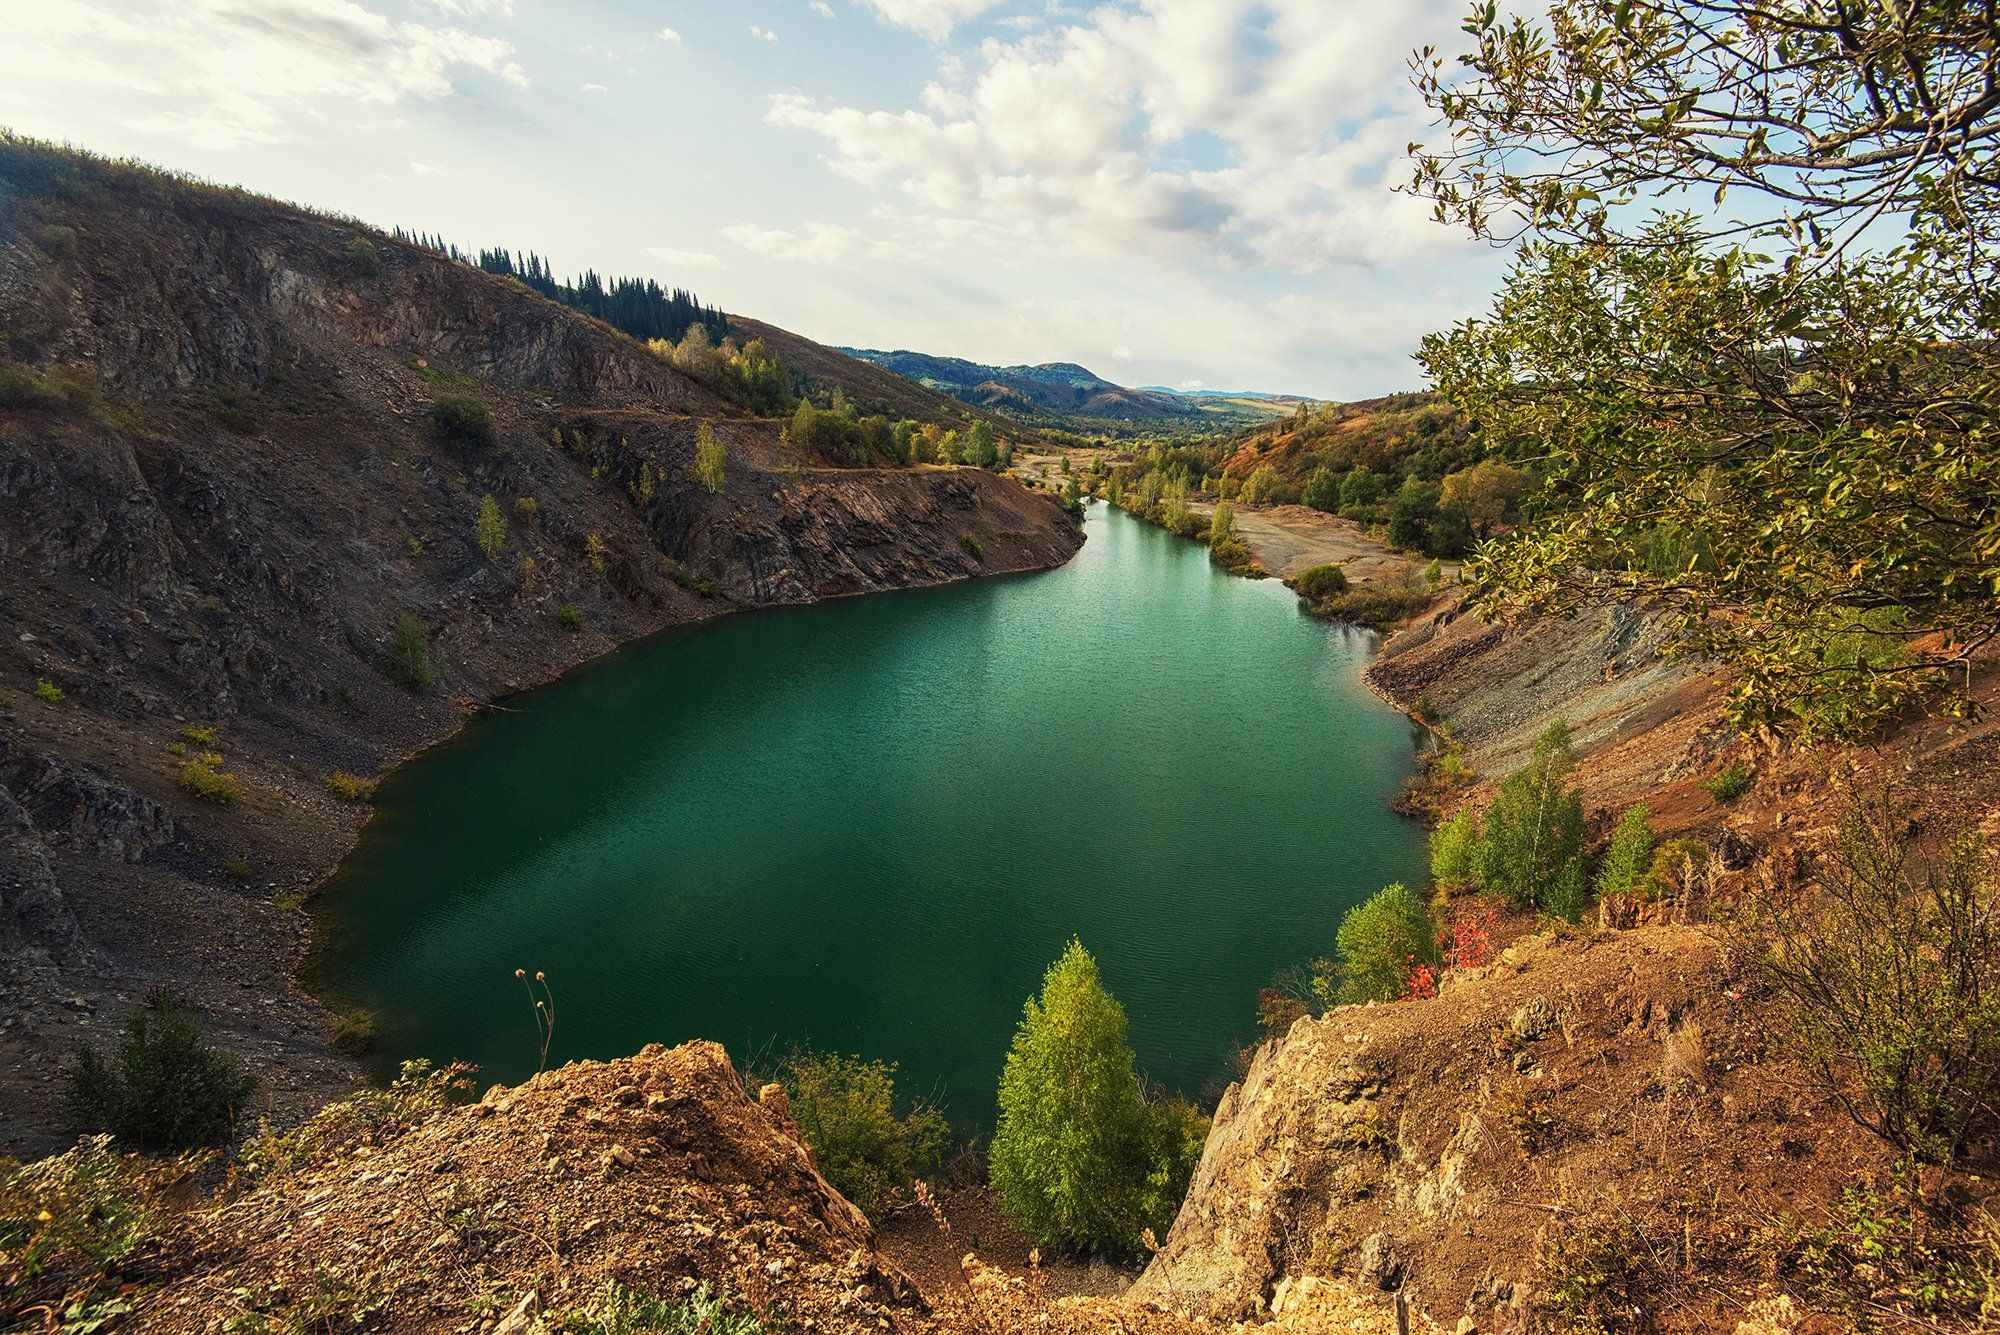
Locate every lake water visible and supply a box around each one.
[312,502,1425,1127]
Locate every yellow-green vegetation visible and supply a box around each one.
[0,359,101,414]
[563,1280,771,1335]
[990,940,1208,1258]
[694,423,726,494]
[65,996,256,1150]
[0,1135,150,1307]
[180,753,247,805]
[32,677,64,703]
[1287,564,1348,600]
[177,723,216,746]
[778,1049,946,1220]
[326,1009,377,1056]
[475,493,506,560]
[557,602,584,632]
[343,236,381,277]
[1411,0,2000,738]
[1594,804,1659,900]
[958,532,984,562]
[1699,760,1754,803]
[323,771,376,804]
[389,616,434,693]
[1320,882,1439,1005]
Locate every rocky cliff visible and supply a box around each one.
[0,141,1081,1151]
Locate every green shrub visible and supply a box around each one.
[513,495,539,525]
[180,757,246,805]
[327,1009,376,1056]
[1287,563,1350,600]
[65,996,255,1150]
[1478,721,1589,919]
[1429,809,1482,893]
[959,532,984,562]
[991,940,1205,1257]
[389,616,434,692]
[1699,759,1753,802]
[0,360,99,413]
[1209,536,1263,575]
[177,723,216,746]
[1595,803,1658,899]
[0,1136,148,1286]
[557,602,585,632]
[694,423,727,494]
[323,771,375,803]
[1323,883,1439,1004]
[564,1281,769,1335]
[781,1050,946,1220]
[33,677,64,703]
[37,222,79,257]
[1751,807,2000,1164]
[344,236,381,277]
[428,392,494,448]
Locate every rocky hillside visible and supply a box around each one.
[0,140,1082,1152]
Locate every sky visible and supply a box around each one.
[0,0,1513,400]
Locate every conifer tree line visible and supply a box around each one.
[390,230,728,348]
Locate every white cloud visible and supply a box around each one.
[413,0,514,15]
[810,2,836,17]
[748,24,779,42]
[722,221,913,266]
[658,26,683,42]
[0,0,527,150]
[767,0,1472,275]
[857,0,999,41]
[581,81,608,93]
[647,245,727,271]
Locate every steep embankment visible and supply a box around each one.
[0,144,1081,1152]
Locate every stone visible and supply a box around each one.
[1510,995,1557,1042]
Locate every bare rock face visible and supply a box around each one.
[0,787,76,954]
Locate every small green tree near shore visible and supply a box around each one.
[991,941,1206,1257]
[1325,883,1439,1004]
[1477,721,1588,919]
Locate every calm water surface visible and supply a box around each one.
[313,503,1425,1126]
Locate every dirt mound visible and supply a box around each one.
[1132,924,1920,1331]
[134,1042,921,1332]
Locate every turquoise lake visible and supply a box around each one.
[312,502,1427,1127]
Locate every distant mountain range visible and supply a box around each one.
[837,348,1311,435]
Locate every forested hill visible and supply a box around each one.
[839,346,1307,436]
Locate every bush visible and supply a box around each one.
[0,1136,148,1287]
[180,756,246,805]
[1325,883,1439,1004]
[1288,563,1349,599]
[991,940,1205,1257]
[389,616,434,692]
[33,677,64,703]
[780,1050,946,1220]
[1699,759,1753,802]
[0,360,99,413]
[1429,809,1482,893]
[1478,721,1589,919]
[1750,805,2000,1164]
[428,392,493,448]
[65,996,255,1150]
[37,222,79,258]
[177,723,216,746]
[557,602,584,632]
[344,236,382,277]
[694,423,727,494]
[1595,803,1658,899]
[565,1281,769,1335]
[959,532,984,562]
[327,1009,376,1056]
[323,771,375,804]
